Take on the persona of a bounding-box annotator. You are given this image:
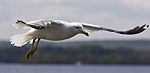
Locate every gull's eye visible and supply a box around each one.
[75,26,80,29]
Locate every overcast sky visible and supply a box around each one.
[0,0,150,41]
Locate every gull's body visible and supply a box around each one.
[27,20,78,41]
[10,19,149,60]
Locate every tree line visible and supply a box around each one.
[0,40,150,64]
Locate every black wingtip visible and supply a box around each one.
[16,20,26,24]
[127,24,149,35]
[146,24,149,28]
[117,24,149,35]
[142,24,149,29]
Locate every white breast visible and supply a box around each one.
[28,27,77,41]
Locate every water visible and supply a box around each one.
[0,64,150,73]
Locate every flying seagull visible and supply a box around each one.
[10,19,149,60]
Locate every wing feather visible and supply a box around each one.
[82,23,149,35]
[82,23,101,32]
[15,19,63,29]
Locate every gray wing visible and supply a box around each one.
[16,20,62,29]
[82,23,149,35]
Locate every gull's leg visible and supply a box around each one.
[26,38,40,60]
[25,38,36,60]
[35,39,40,49]
[29,39,40,58]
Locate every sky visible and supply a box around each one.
[0,0,150,41]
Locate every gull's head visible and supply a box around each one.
[70,22,89,36]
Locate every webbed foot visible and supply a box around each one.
[25,48,37,61]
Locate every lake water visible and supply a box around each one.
[0,64,150,73]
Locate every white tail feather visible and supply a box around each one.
[10,34,33,47]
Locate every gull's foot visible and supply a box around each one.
[25,48,37,61]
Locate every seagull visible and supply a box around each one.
[10,19,149,60]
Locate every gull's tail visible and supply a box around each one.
[10,34,33,47]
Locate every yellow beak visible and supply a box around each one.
[81,30,89,36]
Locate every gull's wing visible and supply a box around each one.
[15,20,64,29]
[81,23,101,32]
[82,23,149,35]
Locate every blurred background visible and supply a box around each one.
[0,0,150,73]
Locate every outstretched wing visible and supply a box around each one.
[81,23,101,32]
[82,23,149,35]
[15,20,63,29]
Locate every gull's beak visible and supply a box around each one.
[81,30,89,36]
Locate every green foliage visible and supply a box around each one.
[0,40,150,64]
